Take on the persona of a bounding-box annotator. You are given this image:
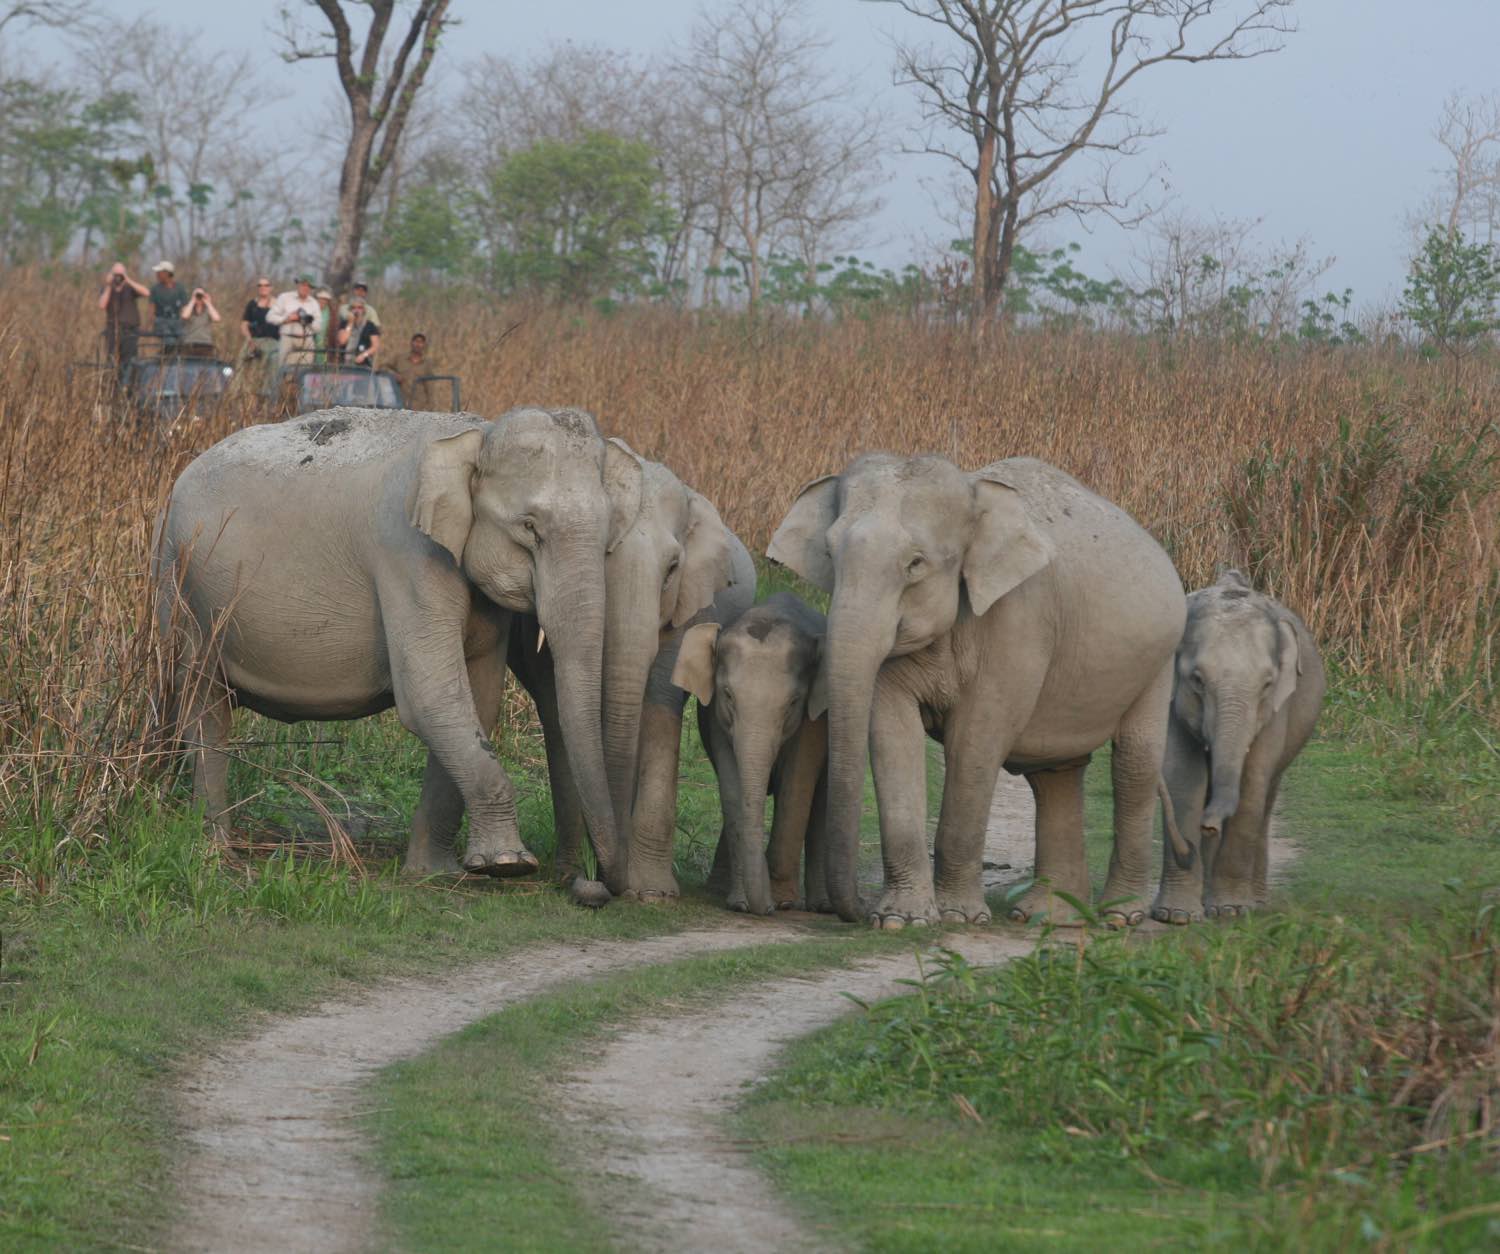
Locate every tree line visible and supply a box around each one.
[1,0,1497,353]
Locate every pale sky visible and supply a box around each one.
[21,1,1500,309]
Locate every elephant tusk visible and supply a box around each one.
[536,627,546,654]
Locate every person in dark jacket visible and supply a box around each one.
[98,262,148,367]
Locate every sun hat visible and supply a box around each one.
[154,260,175,274]
[296,273,316,285]
[315,287,333,300]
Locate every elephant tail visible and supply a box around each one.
[1158,776,1195,870]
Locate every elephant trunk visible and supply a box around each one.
[822,586,896,923]
[732,726,780,915]
[1201,695,1255,839]
[600,539,661,850]
[536,544,621,893]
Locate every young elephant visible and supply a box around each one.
[672,593,828,916]
[1151,571,1326,924]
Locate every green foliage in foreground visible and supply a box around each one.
[758,899,1500,1248]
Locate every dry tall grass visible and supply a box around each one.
[3,267,1497,858]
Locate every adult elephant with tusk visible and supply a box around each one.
[1151,571,1325,924]
[768,454,1186,929]
[154,406,641,904]
[510,442,753,902]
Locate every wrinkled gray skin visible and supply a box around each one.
[769,454,1186,929]
[154,407,641,899]
[673,593,829,916]
[510,445,754,901]
[1151,571,1325,924]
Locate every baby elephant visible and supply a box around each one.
[672,593,828,915]
[1152,571,1325,924]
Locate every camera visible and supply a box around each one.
[297,309,315,326]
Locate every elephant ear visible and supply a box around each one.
[672,491,734,628]
[671,622,720,705]
[1272,616,1302,712]
[407,428,484,565]
[604,439,645,554]
[964,469,1055,617]
[766,474,839,593]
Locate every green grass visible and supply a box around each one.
[743,685,1500,1252]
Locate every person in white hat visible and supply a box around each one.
[148,261,184,349]
[266,273,321,367]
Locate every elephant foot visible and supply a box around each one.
[402,849,462,878]
[569,876,612,909]
[1205,900,1253,919]
[804,895,837,915]
[463,848,541,878]
[621,863,681,904]
[771,878,801,911]
[868,888,937,931]
[935,885,991,926]
[1150,891,1203,926]
[1006,880,1089,927]
[1098,882,1148,929]
[727,894,774,916]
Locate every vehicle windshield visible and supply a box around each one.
[131,360,233,397]
[296,369,402,410]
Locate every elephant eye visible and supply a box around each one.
[1189,670,1205,692]
[664,557,680,585]
[520,518,538,538]
[906,554,925,576]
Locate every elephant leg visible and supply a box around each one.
[1152,717,1208,925]
[509,620,587,881]
[868,674,935,930]
[1100,659,1174,927]
[624,698,688,901]
[803,769,832,912]
[390,617,533,879]
[931,692,1014,926]
[766,718,826,910]
[405,752,464,876]
[183,662,233,838]
[1009,764,1090,924]
[1206,734,1277,918]
[1253,766,1289,905]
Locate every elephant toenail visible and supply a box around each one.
[882,915,906,931]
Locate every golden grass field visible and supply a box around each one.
[3,267,1496,854]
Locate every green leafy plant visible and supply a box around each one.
[1402,226,1500,372]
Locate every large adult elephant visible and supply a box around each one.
[154,406,640,899]
[511,443,754,900]
[768,454,1186,928]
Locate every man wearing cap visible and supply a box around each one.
[148,261,184,350]
[266,274,321,367]
[337,280,380,332]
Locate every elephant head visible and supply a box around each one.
[767,454,1054,921]
[672,595,824,915]
[407,407,643,891]
[598,442,735,859]
[1172,570,1302,844]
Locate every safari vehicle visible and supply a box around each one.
[270,361,462,417]
[67,331,236,425]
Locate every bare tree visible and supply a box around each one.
[872,0,1293,321]
[278,0,453,294]
[1433,91,1500,242]
[676,0,883,308]
[1125,210,1329,337]
[0,0,96,42]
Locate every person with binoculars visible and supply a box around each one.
[97,262,149,367]
[179,286,223,358]
[265,274,321,366]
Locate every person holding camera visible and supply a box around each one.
[179,287,222,358]
[335,297,382,368]
[97,262,148,366]
[266,274,321,367]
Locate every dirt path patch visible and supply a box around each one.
[170,920,819,1254]
[555,932,1031,1254]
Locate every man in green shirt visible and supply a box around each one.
[148,261,185,349]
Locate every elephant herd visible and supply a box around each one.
[155,405,1324,929]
